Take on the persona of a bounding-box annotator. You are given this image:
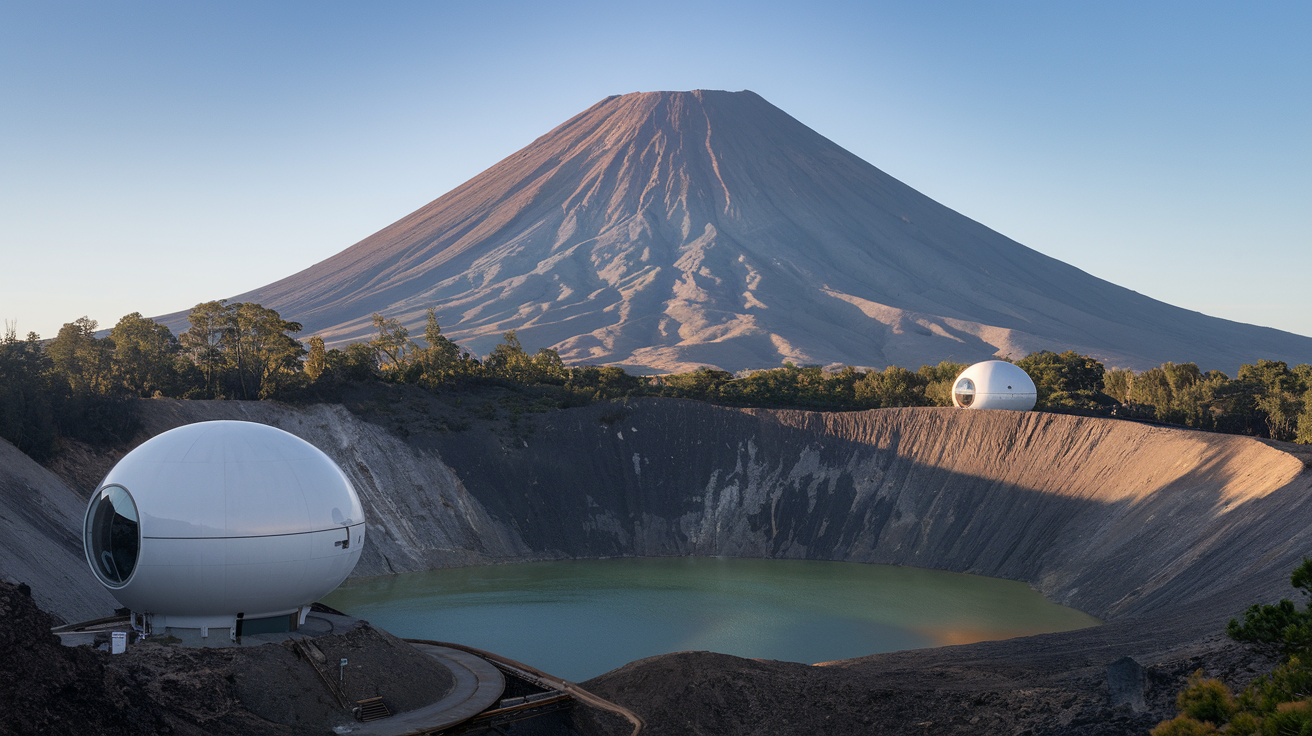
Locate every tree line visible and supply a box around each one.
[3,303,1310,460]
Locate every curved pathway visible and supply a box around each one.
[349,643,504,736]
[406,639,645,736]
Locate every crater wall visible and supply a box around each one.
[5,397,1310,630]
[414,400,1312,622]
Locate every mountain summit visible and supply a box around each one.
[174,90,1312,373]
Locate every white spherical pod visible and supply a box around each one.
[83,420,365,638]
[951,361,1037,411]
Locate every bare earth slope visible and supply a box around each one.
[411,400,1312,623]
[0,439,120,623]
[158,90,1312,374]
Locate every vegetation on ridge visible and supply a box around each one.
[2,302,1311,461]
[1153,558,1312,735]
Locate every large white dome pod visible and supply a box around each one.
[83,420,365,640]
[951,361,1037,411]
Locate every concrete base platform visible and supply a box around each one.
[53,612,360,649]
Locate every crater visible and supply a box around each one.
[18,395,1311,733]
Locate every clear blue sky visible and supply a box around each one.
[2,1,1308,347]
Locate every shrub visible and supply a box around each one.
[1226,711,1261,735]
[1228,558,1312,656]
[1157,561,1312,734]
[1262,700,1312,735]
[1240,657,1312,715]
[1176,670,1235,723]
[1149,715,1218,735]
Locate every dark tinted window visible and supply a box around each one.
[954,377,976,407]
[85,485,139,586]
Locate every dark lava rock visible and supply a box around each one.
[1106,656,1146,712]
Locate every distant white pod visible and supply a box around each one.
[951,361,1037,411]
[83,420,364,638]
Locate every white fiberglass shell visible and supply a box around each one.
[83,420,365,622]
[951,361,1037,411]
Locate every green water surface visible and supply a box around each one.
[322,557,1100,682]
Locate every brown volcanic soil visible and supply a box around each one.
[579,621,1279,736]
[0,581,454,736]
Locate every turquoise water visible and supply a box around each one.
[322,557,1100,682]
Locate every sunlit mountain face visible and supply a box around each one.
[160,90,1312,374]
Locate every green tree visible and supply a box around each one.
[0,324,58,459]
[1127,365,1175,410]
[178,301,306,398]
[321,343,381,382]
[1205,371,1265,436]
[826,365,864,407]
[370,313,414,375]
[1238,360,1303,441]
[179,301,233,398]
[1172,366,1223,427]
[855,365,929,408]
[47,316,114,395]
[657,366,734,400]
[1016,350,1105,408]
[919,361,969,407]
[416,308,472,386]
[1239,359,1296,394]
[480,329,566,385]
[6,318,141,451]
[1126,363,1221,427]
[304,336,327,381]
[529,347,567,384]
[719,365,803,406]
[485,330,532,382]
[1297,389,1312,444]
[110,312,179,397]
[227,303,305,399]
[1103,369,1133,404]
[566,365,643,401]
[1227,557,1312,655]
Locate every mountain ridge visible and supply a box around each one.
[157,89,1312,374]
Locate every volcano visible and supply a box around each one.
[164,90,1312,373]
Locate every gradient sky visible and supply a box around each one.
[2,1,1308,347]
